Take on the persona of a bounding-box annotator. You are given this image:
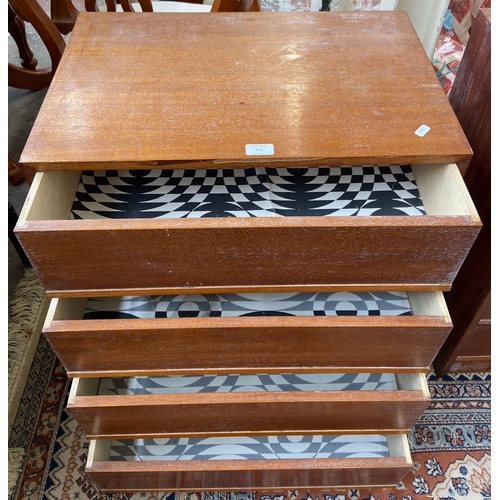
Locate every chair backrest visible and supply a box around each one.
[51,0,261,35]
[8,0,66,89]
[84,0,261,12]
[85,0,189,11]
[212,0,261,11]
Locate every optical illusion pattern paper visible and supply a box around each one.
[108,434,390,461]
[84,291,412,320]
[71,165,425,219]
[98,372,397,395]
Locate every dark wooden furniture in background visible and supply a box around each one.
[50,0,261,35]
[433,8,491,376]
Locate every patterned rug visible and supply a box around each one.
[8,322,490,500]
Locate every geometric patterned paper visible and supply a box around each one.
[97,372,398,395]
[71,165,425,219]
[108,434,390,461]
[84,291,412,319]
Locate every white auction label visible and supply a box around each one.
[245,144,275,155]
[415,125,431,137]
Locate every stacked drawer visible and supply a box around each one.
[17,163,478,294]
[17,162,480,491]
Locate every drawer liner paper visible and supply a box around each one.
[84,291,412,319]
[71,165,425,219]
[108,434,390,461]
[97,372,398,395]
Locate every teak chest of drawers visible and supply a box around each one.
[15,11,480,493]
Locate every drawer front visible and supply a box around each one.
[18,220,479,295]
[15,164,480,296]
[67,373,429,438]
[43,292,451,376]
[85,435,412,491]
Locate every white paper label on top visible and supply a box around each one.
[415,125,431,137]
[245,144,275,155]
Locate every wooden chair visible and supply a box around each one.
[53,0,261,36]
[8,0,66,90]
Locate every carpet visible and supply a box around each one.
[7,278,491,500]
[8,269,49,496]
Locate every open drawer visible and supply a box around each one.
[85,434,413,491]
[68,372,429,438]
[43,290,451,376]
[15,163,480,296]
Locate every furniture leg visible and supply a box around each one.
[51,0,79,35]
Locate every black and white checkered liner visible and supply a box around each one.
[84,291,412,319]
[108,434,390,461]
[71,165,425,219]
[98,372,397,395]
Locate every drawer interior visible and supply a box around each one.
[19,163,479,222]
[85,434,412,491]
[96,372,399,395]
[82,290,414,319]
[16,163,480,296]
[72,372,428,398]
[68,373,428,439]
[47,290,451,323]
[69,165,426,219]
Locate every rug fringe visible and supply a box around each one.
[8,447,26,496]
[8,269,46,395]
[8,269,48,498]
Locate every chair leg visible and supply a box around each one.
[51,0,79,35]
[320,0,330,10]
[8,4,38,69]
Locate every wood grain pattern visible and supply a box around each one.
[86,455,412,491]
[68,384,429,438]
[43,315,451,376]
[19,12,471,171]
[16,216,480,296]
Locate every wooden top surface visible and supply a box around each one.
[21,11,472,171]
